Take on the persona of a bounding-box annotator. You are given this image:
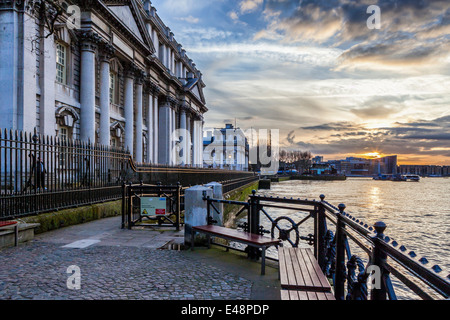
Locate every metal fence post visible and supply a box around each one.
[317,194,328,270]
[127,182,132,230]
[371,221,388,300]
[334,203,347,300]
[176,182,181,231]
[121,182,126,229]
[248,189,260,260]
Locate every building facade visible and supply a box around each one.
[203,124,249,171]
[398,165,450,177]
[318,155,398,176]
[0,0,206,166]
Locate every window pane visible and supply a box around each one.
[56,43,66,84]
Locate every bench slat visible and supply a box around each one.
[298,248,323,289]
[293,248,315,290]
[305,248,332,289]
[193,225,280,246]
[281,290,335,301]
[279,247,332,292]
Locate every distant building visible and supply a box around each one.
[324,155,398,176]
[312,156,324,164]
[203,124,249,171]
[398,165,449,177]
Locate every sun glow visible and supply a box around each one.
[362,152,382,159]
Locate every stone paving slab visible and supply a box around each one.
[0,216,280,300]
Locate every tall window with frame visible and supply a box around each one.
[109,71,117,104]
[56,43,67,84]
[58,125,72,168]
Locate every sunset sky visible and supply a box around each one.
[151,0,450,165]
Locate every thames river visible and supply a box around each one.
[253,177,450,299]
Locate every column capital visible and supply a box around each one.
[162,95,178,108]
[123,63,139,79]
[135,69,147,85]
[144,78,161,95]
[77,30,101,52]
[179,101,190,113]
[123,63,146,83]
[98,42,115,62]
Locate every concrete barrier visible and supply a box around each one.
[184,185,213,246]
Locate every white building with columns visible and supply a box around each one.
[0,0,206,166]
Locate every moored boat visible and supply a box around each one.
[405,174,420,182]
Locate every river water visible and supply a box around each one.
[251,177,450,299]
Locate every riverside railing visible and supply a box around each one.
[203,191,450,300]
[0,128,131,221]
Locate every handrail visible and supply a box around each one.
[202,192,450,300]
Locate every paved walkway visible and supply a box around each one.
[0,217,280,300]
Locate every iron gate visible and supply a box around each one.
[122,183,182,231]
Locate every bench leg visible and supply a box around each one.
[261,247,266,275]
[15,224,19,247]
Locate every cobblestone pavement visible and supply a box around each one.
[0,242,253,300]
[0,217,280,300]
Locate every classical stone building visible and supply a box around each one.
[0,0,206,166]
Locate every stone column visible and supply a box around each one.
[79,32,100,143]
[186,113,191,165]
[168,104,173,165]
[171,107,176,165]
[146,91,154,163]
[158,99,171,165]
[124,65,136,154]
[98,44,115,146]
[38,24,56,136]
[193,118,199,167]
[198,121,203,167]
[153,94,159,163]
[135,72,145,163]
[179,106,187,165]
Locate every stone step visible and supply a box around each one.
[0,222,40,249]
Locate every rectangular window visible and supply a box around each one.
[59,127,67,141]
[58,126,69,167]
[56,43,67,84]
[109,72,116,104]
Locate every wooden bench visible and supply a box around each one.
[281,290,335,301]
[278,247,335,300]
[191,225,281,275]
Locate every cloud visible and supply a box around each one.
[256,0,450,71]
[228,11,239,21]
[175,15,200,24]
[293,116,450,163]
[239,0,264,14]
[286,131,296,144]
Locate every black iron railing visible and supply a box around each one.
[1,127,259,222]
[203,191,450,300]
[220,176,260,194]
[0,128,130,220]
